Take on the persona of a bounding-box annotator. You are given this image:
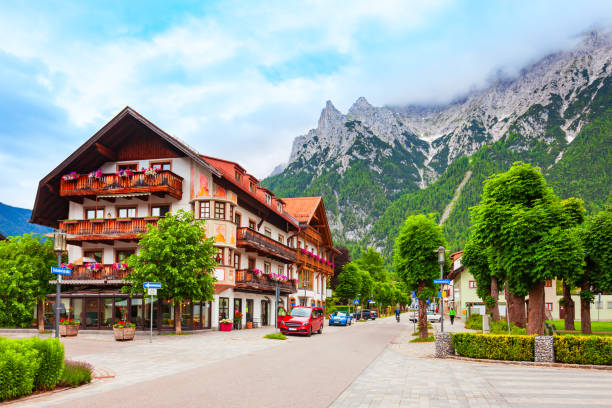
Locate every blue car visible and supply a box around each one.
[329,311,352,326]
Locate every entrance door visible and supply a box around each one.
[233,298,242,329]
[85,298,99,328]
[261,300,269,326]
[246,299,253,324]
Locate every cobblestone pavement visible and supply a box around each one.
[332,318,612,408]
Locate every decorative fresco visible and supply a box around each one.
[198,173,210,197]
[214,223,226,243]
[214,184,226,198]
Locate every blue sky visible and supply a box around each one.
[1,0,612,208]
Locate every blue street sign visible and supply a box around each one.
[144,282,162,289]
[411,291,418,299]
[51,267,71,276]
[433,279,450,285]
[435,291,442,298]
[354,299,359,305]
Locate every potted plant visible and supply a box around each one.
[59,318,80,337]
[246,320,253,329]
[143,167,160,176]
[219,318,233,331]
[113,320,136,341]
[233,311,243,330]
[61,172,79,181]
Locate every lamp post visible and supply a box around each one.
[53,230,67,339]
[437,246,445,333]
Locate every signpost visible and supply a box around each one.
[433,279,450,285]
[51,266,71,339]
[144,282,161,343]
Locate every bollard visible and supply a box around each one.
[482,314,490,334]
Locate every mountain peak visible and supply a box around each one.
[318,100,344,130]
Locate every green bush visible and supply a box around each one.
[0,339,40,401]
[465,314,482,330]
[61,361,92,388]
[490,320,527,335]
[264,333,287,340]
[452,333,534,361]
[21,338,64,390]
[554,335,612,365]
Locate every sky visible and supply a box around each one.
[1,0,612,208]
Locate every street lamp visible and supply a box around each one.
[436,246,445,333]
[53,230,67,339]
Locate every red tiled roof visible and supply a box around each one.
[283,197,322,223]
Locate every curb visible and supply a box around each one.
[447,355,612,371]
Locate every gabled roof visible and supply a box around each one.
[283,197,322,223]
[31,107,221,227]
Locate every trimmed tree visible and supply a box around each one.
[462,241,502,321]
[335,262,362,313]
[0,234,55,330]
[123,210,217,334]
[394,214,446,338]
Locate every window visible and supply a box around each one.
[248,219,256,230]
[235,171,242,183]
[277,202,283,212]
[116,249,136,262]
[219,297,229,320]
[117,163,138,171]
[233,253,241,269]
[278,234,284,244]
[229,205,234,221]
[118,207,137,218]
[264,262,271,274]
[214,202,225,219]
[215,248,225,265]
[546,302,553,311]
[84,250,103,263]
[287,237,293,248]
[200,202,210,218]
[264,228,272,238]
[277,265,283,275]
[469,280,477,289]
[608,301,612,309]
[234,212,241,226]
[298,240,303,248]
[265,193,272,205]
[85,208,104,219]
[249,182,255,193]
[299,270,312,290]
[248,258,256,270]
[545,280,553,287]
[150,161,171,171]
[151,205,170,217]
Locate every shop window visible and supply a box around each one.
[118,207,137,218]
[200,201,210,218]
[85,208,104,219]
[151,205,170,217]
[219,297,230,320]
[469,280,477,289]
[150,161,171,171]
[214,202,225,219]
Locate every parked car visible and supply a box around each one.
[329,310,352,326]
[355,309,371,320]
[427,310,442,323]
[409,311,418,323]
[369,310,378,320]
[279,306,325,336]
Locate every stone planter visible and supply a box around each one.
[59,324,79,337]
[113,326,136,341]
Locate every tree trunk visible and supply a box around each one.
[37,300,45,333]
[527,281,546,335]
[581,282,592,334]
[489,276,500,321]
[417,281,428,338]
[562,281,575,331]
[174,300,182,334]
[506,291,526,328]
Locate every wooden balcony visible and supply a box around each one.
[236,228,297,263]
[59,218,158,244]
[297,251,334,275]
[235,269,297,295]
[60,170,183,199]
[53,265,130,285]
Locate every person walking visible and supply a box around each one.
[449,307,456,325]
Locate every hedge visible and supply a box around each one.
[451,333,534,361]
[0,337,65,401]
[554,335,612,365]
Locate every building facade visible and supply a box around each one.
[31,107,336,331]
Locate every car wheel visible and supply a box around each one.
[318,324,323,334]
[307,326,312,337]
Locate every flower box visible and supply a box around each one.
[113,326,136,341]
[90,218,105,224]
[116,218,132,222]
[144,217,159,222]
[219,322,233,331]
[60,324,79,337]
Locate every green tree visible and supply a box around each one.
[0,234,55,329]
[578,206,612,334]
[393,214,446,337]
[462,241,502,321]
[123,210,217,333]
[358,268,374,306]
[335,262,362,313]
[354,248,388,282]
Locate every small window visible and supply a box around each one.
[235,171,242,183]
[151,205,170,217]
[229,205,234,221]
[546,302,553,311]
[607,301,612,309]
[214,202,225,219]
[264,228,272,238]
[200,202,210,219]
[84,250,103,263]
[215,248,225,265]
[116,249,136,262]
[150,161,171,171]
[277,202,283,212]
[117,163,138,171]
[545,280,553,287]
[248,258,256,270]
[264,262,271,274]
[248,219,256,230]
[469,280,477,289]
[86,208,104,219]
[118,207,137,218]
[233,253,241,269]
[249,182,255,193]
[265,193,272,205]
[278,234,284,244]
[277,265,283,275]
[234,212,241,226]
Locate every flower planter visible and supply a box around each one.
[117,218,132,222]
[219,322,233,332]
[113,326,136,341]
[60,324,79,337]
[246,321,253,329]
[90,219,105,224]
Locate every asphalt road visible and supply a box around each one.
[54,318,405,408]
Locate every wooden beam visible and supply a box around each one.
[95,143,117,161]
[45,183,56,194]
[99,197,115,203]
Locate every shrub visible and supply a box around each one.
[554,335,612,365]
[490,320,527,335]
[452,333,534,361]
[0,339,40,401]
[465,314,482,330]
[21,338,64,390]
[264,333,287,340]
[61,361,93,387]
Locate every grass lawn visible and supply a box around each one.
[410,336,435,343]
[547,320,612,332]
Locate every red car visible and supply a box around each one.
[279,306,325,336]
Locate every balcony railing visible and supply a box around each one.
[59,218,158,243]
[236,228,297,263]
[235,269,297,295]
[60,170,183,199]
[296,251,334,275]
[60,265,130,283]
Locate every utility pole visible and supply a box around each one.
[437,246,445,333]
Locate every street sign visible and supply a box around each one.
[147,288,157,296]
[354,299,359,305]
[144,282,162,289]
[433,279,450,285]
[51,267,71,275]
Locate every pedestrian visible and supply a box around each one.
[395,307,400,322]
[449,307,456,325]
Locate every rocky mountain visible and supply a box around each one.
[263,31,612,255]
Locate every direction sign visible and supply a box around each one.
[433,279,450,285]
[51,267,71,276]
[144,282,162,289]
[147,288,157,296]
[354,299,359,305]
